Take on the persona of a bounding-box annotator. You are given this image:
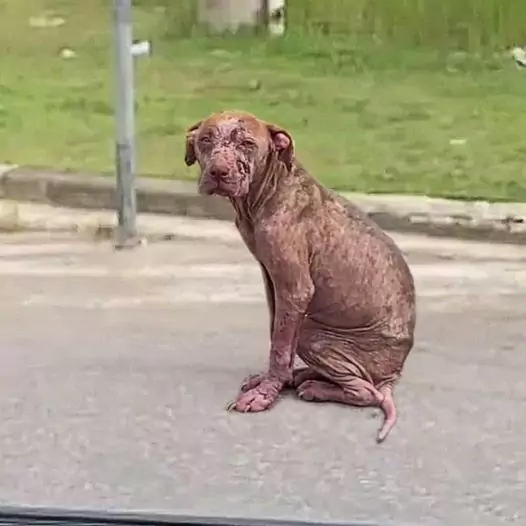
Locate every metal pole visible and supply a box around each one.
[113,0,138,248]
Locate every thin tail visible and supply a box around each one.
[376,387,397,443]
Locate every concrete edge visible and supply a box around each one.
[3,200,526,262]
[1,165,526,244]
[0,199,241,244]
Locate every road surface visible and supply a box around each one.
[0,227,525,526]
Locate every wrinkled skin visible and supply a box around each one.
[184,110,416,443]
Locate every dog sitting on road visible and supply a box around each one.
[184,110,416,443]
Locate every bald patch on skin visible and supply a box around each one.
[183,110,415,444]
[184,110,292,198]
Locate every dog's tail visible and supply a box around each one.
[376,386,397,443]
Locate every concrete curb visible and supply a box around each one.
[3,200,526,263]
[1,165,526,244]
[0,200,242,244]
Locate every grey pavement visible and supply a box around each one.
[1,228,526,526]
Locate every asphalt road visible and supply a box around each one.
[1,228,526,526]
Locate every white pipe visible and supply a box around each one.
[267,0,286,36]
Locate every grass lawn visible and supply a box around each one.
[0,0,525,201]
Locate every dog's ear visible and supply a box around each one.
[184,121,202,166]
[266,123,295,170]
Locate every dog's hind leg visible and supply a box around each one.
[296,329,401,443]
[292,366,329,388]
[295,376,397,443]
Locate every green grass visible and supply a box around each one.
[0,0,526,201]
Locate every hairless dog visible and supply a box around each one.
[184,110,416,443]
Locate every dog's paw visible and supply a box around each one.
[239,373,266,392]
[227,378,282,413]
[296,379,326,402]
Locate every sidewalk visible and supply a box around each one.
[1,164,525,244]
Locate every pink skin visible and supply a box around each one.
[184,111,414,443]
[295,377,397,443]
[188,119,300,415]
[230,367,397,443]
[226,375,284,412]
[227,247,313,413]
[185,113,298,416]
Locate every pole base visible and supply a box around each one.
[113,229,143,250]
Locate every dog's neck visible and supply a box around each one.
[229,153,291,224]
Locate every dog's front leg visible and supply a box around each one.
[228,242,313,413]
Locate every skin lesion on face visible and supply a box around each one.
[197,134,213,148]
[184,111,295,199]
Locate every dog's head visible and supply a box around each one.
[184,110,294,198]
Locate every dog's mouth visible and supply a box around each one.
[198,180,231,197]
[198,172,249,198]
[207,185,231,197]
[197,181,217,196]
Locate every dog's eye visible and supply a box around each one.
[241,140,256,149]
[199,136,212,145]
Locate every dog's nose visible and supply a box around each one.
[209,165,229,179]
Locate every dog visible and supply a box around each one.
[184,110,416,442]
